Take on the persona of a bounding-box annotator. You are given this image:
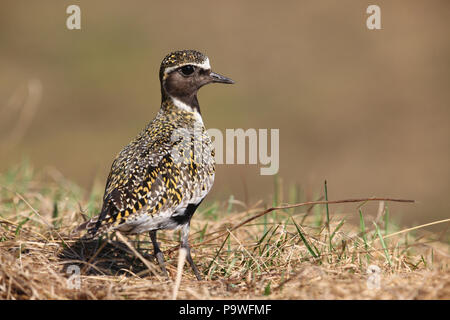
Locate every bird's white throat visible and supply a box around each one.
[171,97,204,123]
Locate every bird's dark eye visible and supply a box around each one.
[180,65,195,76]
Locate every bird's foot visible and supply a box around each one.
[155,251,169,278]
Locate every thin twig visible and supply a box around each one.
[165,197,414,254]
[381,218,450,241]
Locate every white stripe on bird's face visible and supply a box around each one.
[164,57,211,75]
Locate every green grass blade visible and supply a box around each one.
[374,221,392,267]
[264,282,271,296]
[291,217,318,258]
[256,226,273,247]
[330,218,345,242]
[206,233,230,275]
[262,224,280,256]
[359,209,368,250]
[359,209,370,263]
[198,222,208,242]
[324,181,332,254]
[15,216,30,236]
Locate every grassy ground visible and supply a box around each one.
[0,161,449,300]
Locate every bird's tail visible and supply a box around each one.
[71,215,101,239]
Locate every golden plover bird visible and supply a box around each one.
[76,50,234,280]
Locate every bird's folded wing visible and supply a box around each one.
[84,150,202,236]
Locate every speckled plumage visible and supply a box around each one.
[87,101,215,236]
[75,50,233,279]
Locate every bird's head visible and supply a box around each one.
[159,50,234,112]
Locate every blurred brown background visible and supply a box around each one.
[1,1,449,225]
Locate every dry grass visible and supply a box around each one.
[0,162,449,300]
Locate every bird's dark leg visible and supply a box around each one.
[181,223,202,280]
[149,230,168,278]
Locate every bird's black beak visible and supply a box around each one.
[209,71,234,84]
